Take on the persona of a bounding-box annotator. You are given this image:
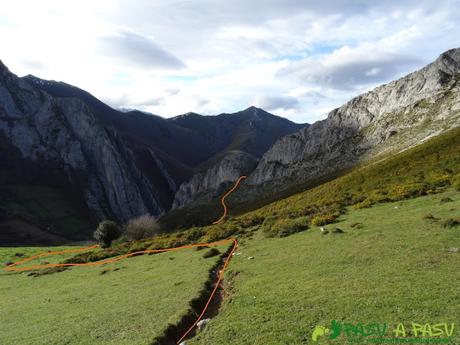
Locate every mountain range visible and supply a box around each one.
[0,64,304,244]
[0,47,459,244]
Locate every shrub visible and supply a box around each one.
[28,267,68,277]
[202,248,220,258]
[125,214,159,241]
[195,245,209,251]
[93,220,121,248]
[427,175,451,188]
[442,218,460,228]
[127,242,150,254]
[452,174,460,191]
[185,227,205,241]
[238,214,265,228]
[201,223,238,243]
[260,216,277,233]
[263,217,309,238]
[353,198,374,210]
[311,214,337,226]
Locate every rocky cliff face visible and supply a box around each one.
[245,48,460,194]
[0,61,164,223]
[1,60,304,242]
[172,150,257,209]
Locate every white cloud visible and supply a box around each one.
[99,30,185,69]
[365,67,382,77]
[278,45,421,90]
[253,95,300,112]
[0,0,459,124]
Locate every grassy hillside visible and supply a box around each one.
[0,243,229,345]
[0,245,79,265]
[190,190,460,344]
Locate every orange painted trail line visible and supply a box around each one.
[213,175,247,224]
[4,238,234,273]
[4,245,100,272]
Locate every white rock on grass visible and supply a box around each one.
[197,318,211,331]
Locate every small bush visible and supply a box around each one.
[452,174,460,191]
[125,214,159,241]
[311,214,337,226]
[259,216,276,235]
[202,248,220,258]
[195,245,209,251]
[185,227,204,241]
[442,218,460,228]
[263,217,309,238]
[201,223,237,243]
[353,199,374,209]
[440,197,453,203]
[93,220,121,248]
[28,267,68,277]
[127,242,150,254]
[238,214,265,228]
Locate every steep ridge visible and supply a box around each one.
[238,48,460,202]
[0,61,164,243]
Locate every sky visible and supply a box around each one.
[1,0,459,123]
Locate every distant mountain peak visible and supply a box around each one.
[170,111,202,121]
[244,105,267,115]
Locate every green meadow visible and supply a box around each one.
[190,190,460,344]
[0,243,229,345]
